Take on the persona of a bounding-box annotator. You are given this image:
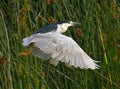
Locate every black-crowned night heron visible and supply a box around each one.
[22,20,99,69]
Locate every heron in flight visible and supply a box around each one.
[22,20,99,69]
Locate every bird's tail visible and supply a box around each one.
[22,37,32,47]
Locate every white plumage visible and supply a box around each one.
[22,31,99,69]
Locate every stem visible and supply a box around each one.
[0,10,13,89]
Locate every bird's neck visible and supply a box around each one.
[57,24,68,33]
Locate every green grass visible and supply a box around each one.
[0,0,120,89]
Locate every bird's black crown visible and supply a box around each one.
[57,20,71,24]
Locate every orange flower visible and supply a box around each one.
[112,14,119,19]
[75,28,83,37]
[45,0,51,4]
[48,17,57,23]
[0,56,5,64]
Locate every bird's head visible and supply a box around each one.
[57,20,80,33]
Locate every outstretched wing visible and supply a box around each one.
[22,31,99,69]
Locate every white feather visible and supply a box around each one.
[22,31,99,69]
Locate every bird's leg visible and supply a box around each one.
[19,43,34,56]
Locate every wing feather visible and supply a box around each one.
[32,47,51,60]
[22,31,99,69]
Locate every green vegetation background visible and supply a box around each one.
[0,0,120,89]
